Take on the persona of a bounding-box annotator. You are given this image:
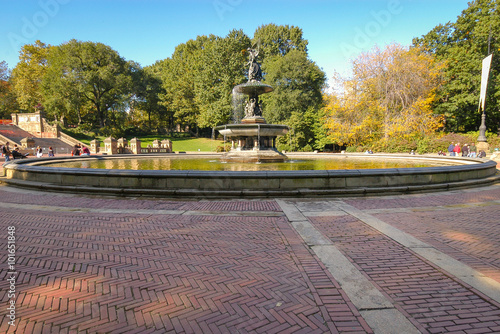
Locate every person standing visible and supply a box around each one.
[462,143,469,157]
[448,142,455,156]
[48,146,54,157]
[469,143,477,158]
[453,143,461,157]
[2,142,11,162]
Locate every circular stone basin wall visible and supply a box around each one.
[2,154,498,198]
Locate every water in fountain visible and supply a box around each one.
[231,87,246,124]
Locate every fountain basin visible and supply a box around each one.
[1,154,498,198]
[215,124,289,137]
[233,82,273,95]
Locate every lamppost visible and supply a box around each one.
[477,110,488,142]
[476,52,493,153]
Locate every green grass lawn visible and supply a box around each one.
[79,136,224,152]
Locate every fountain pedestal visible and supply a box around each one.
[215,123,288,163]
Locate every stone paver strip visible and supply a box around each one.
[276,199,420,334]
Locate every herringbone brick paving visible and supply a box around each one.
[0,184,499,333]
[0,195,368,333]
[343,187,500,210]
[371,205,500,284]
[0,188,282,212]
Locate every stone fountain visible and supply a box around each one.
[214,48,289,163]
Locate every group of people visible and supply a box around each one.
[446,142,485,158]
[2,142,93,163]
[71,144,90,156]
[1,142,31,162]
[1,142,56,162]
[34,146,54,158]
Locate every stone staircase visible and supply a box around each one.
[0,124,75,155]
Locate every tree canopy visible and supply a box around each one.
[11,40,51,111]
[324,44,445,147]
[0,61,18,119]
[42,40,134,128]
[413,0,499,132]
[4,11,497,152]
[252,24,308,60]
[153,24,325,141]
[261,49,325,124]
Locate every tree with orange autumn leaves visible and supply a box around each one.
[323,44,445,149]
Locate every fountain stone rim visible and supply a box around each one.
[2,154,498,198]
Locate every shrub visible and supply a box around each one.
[276,143,291,153]
[301,144,313,152]
[215,144,232,153]
[416,137,434,154]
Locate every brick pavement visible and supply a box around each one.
[0,184,499,333]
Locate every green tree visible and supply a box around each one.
[11,40,51,111]
[261,49,326,124]
[0,61,18,119]
[413,0,499,132]
[154,24,325,146]
[157,37,207,134]
[251,24,325,150]
[252,24,308,61]
[194,29,251,128]
[279,107,327,152]
[42,39,133,128]
[130,64,168,131]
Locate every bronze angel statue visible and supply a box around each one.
[247,48,262,82]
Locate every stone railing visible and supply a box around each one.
[0,133,15,145]
[140,148,172,154]
[91,137,173,155]
[59,131,87,148]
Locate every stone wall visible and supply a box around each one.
[11,111,44,135]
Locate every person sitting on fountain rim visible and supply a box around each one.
[462,143,469,157]
[469,144,477,157]
[71,144,81,156]
[81,146,90,156]
[12,145,29,159]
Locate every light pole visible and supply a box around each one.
[477,28,494,148]
[476,52,493,152]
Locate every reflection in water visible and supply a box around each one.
[104,160,115,170]
[46,157,443,171]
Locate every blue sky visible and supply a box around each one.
[1,0,470,84]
